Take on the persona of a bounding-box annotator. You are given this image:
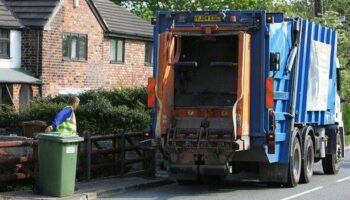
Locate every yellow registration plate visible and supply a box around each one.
[194,15,221,22]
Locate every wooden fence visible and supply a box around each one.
[81,131,155,180]
[0,131,155,182]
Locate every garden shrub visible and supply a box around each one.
[20,98,66,123]
[343,103,350,134]
[0,87,150,135]
[77,96,150,134]
[0,105,20,128]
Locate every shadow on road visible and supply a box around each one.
[102,179,290,199]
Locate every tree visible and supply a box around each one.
[315,0,350,101]
[112,0,273,21]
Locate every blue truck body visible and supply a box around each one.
[150,10,343,186]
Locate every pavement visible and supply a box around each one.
[0,176,171,200]
[106,147,350,200]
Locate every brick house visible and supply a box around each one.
[0,0,153,110]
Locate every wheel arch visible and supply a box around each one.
[301,126,316,154]
[289,127,302,157]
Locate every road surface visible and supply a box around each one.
[104,148,350,200]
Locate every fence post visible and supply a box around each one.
[145,148,156,177]
[112,131,118,176]
[150,149,156,177]
[84,131,91,181]
[118,130,125,177]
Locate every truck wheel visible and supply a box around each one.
[286,137,302,187]
[322,132,342,174]
[300,135,314,183]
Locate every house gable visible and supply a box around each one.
[4,0,60,28]
[87,0,153,41]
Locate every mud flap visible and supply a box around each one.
[259,163,289,183]
[339,126,345,158]
[325,126,337,155]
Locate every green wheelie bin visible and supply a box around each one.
[37,133,84,197]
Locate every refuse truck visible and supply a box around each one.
[147,10,345,187]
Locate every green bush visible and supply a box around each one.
[0,87,150,135]
[77,96,150,134]
[343,103,350,135]
[20,98,66,122]
[0,105,20,128]
[79,87,147,109]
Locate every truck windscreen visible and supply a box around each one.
[174,35,238,108]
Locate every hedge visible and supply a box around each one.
[0,87,150,135]
[0,105,21,129]
[343,103,350,135]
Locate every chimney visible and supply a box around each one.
[73,0,79,8]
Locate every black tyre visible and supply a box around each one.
[286,137,302,187]
[300,135,314,183]
[322,131,342,174]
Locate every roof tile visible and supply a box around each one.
[92,0,153,39]
[0,0,21,28]
[4,0,59,28]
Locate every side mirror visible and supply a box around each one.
[270,52,280,71]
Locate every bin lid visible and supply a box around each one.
[36,132,84,143]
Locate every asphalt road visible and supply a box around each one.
[104,148,350,200]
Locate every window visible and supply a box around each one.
[145,42,153,66]
[62,33,87,60]
[110,39,125,63]
[0,29,10,58]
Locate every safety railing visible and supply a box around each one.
[81,131,155,181]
